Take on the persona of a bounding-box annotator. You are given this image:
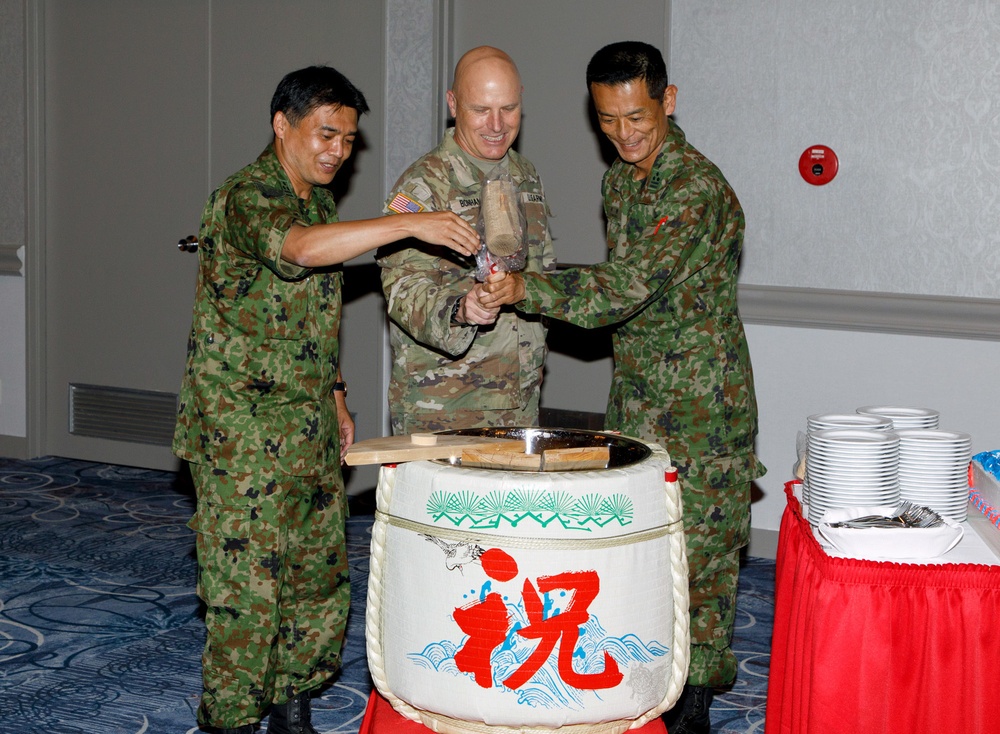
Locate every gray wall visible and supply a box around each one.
[3,0,999,554]
[673,2,1000,298]
[669,1,1000,550]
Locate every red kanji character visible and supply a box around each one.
[454,592,510,687]
[503,570,622,690]
[453,548,518,687]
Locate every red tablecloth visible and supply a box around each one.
[360,689,667,733]
[765,482,1000,734]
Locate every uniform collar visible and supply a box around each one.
[606,118,687,198]
[442,128,528,189]
[254,144,298,198]
[253,143,335,215]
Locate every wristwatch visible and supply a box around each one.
[450,297,463,325]
[333,381,347,395]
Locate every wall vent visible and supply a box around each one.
[69,383,178,446]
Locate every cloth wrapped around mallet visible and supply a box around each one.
[475,167,527,280]
[482,177,520,256]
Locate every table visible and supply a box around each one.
[359,690,668,733]
[765,481,1000,734]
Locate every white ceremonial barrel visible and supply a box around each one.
[365,428,689,734]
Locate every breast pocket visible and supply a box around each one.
[264,275,316,340]
[520,193,549,267]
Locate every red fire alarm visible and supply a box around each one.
[798,145,839,185]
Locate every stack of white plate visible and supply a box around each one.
[802,414,893,506]
[807,413,893,432]
[896,429,972,522]
[805,428,900,525]
[856,405,940,430]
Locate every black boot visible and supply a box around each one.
[662,684,714,734]
[266,692,319,734]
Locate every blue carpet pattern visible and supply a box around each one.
[0,456,770,733]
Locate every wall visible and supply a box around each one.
[673,2,1000,297]
[2,0,389,492]
[670,1,1000,549]
[5,1,998,553]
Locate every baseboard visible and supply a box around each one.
[748,527,778,560]
[0,435,28,459]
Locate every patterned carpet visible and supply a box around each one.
[0,456,770,733]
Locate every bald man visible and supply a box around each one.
[376,47,556,434]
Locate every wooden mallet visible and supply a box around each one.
[481,178,521,257]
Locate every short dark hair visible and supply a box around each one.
[586,41,668,101]
[269,65,370,126]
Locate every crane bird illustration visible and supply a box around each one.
[421,534,486,573]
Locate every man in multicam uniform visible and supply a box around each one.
[482,42,765,734]
[172,66,477,734]
[376,46,556,434]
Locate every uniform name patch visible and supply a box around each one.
[523,193,544,203]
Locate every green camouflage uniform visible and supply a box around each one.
[517,120,765,687]
[376,128,556,434]
[173,144,349,728]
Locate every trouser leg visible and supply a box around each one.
[271,469,350,703]
[680,479,750,687]
[188,464,348,728]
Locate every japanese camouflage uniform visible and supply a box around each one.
[376,128,556,434]
[516,119,765,687]
[173,144,350,728]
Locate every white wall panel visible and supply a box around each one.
[672,1,1000,299]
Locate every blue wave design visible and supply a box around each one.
[406,595,669,710]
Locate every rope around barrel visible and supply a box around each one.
[365,446,691,733]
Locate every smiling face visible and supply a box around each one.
[447,48,522,162]
[591,79,676,180]
[272,103,358,199]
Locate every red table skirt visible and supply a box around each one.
[360,689,667,733]
[765,482,1000,734]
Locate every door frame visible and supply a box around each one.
[25,0,46,461]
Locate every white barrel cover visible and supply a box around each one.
[366,441,689,734]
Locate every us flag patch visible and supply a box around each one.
[387,192,425,214]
